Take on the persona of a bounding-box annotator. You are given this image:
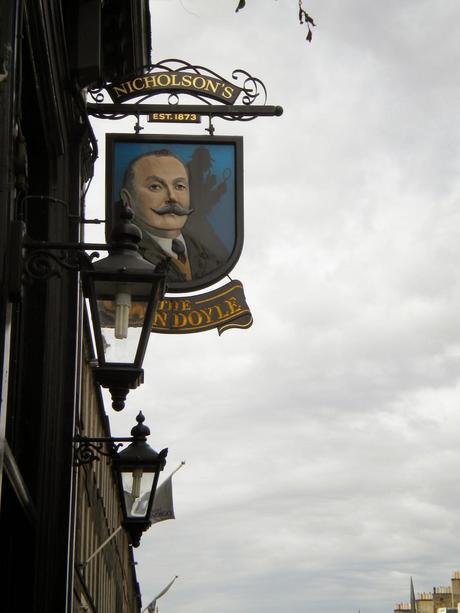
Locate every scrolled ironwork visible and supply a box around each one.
[88,58,269,109]
[221,115,257,123]
[167,93,180,106]
[73,438,124,466]
[24,249,80,281]
[22,245,101,283]
[88,87,105,104]
[231,69,267,106]
[74,440,104,465]
[86,111,128,120]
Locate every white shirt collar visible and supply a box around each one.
[143,231,187,259]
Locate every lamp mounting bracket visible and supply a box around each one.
[8,220,110,297]
[72,435,133,466]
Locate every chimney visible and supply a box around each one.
[433,586,452,612]
[417,592,434,613]
[451,572,460,607]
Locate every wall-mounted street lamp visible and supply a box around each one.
[80,207,166,410]
[9,205,166,410]
[74,411,168,547]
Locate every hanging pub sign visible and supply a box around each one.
[89,61,283,334]
[105,133,244,294]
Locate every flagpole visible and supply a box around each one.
[143,575,179,612]
[80,525,123,569]
[168,460,185,479]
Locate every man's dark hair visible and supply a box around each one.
[122,149,189,194]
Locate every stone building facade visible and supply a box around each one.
[0,2,152,611]
[73,332,141,612]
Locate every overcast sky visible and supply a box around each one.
[86,1,460,612]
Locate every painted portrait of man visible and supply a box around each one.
[106,135,243,292]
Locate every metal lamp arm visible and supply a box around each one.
[72,435,133,466]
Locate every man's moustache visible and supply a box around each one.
[151,203,194,216]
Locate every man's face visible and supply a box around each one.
[127,155,190,237]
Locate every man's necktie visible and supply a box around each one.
[171,239,186,263]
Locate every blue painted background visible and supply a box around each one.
[112,142,236,251]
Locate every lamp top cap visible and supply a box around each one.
[131,411,150,440]
[117,412,168,468]
[110,204,142,246]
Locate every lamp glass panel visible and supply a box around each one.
[121,470,155,518]
[97,298,149,364]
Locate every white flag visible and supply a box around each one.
[130,461,184,522]
[150,461,185,524]
[145,575,178,612]
[150,474,175,524]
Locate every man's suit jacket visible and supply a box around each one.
[138,231,226,283]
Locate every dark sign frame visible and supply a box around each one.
[105,133,244,293]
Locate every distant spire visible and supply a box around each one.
[410,577,417,613]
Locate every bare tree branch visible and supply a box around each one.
[235,0,316,43]
[298,0,316,42]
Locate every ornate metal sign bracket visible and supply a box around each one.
[87,59,283,126]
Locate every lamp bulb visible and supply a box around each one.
[131,468,143,499]
[114,292,131,339]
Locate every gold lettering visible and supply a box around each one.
[113,84,128,98]
[125,80,135,94]
[222,85,234,99]
[132,77,145,91]
[153,311,168,327]
[173,313,188,327]
[225,297,243,315]
[214,304,225,319]
[157,73,171,87]
[188,311,203,326]
[199,309,213,324]
[152,296,246,331]
[143,75,157,88]
[160,299,186,311]
[170,73,179,86]
[181,74,192,88]
[205,79,219,94]
[192,76,206,90]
